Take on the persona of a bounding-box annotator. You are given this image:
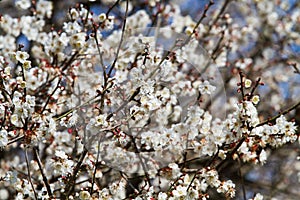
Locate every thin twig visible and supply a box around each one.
[207,0,231,34]
[33,147,53,198]
[256,100,300,127]
[25,148,38,200]
[249,77,261,99]
[107,0,129,77]
[92,23,106,84]
[21,62,27,97]
[105,0,121,17]
[216,136,246,171]
[147,0,215,81]
[40,78,62,114]
[187,0,215,41]
[211,28,225,60]
[128,125,152,187]
[7,135,24,146]
[216,99,300,171]
[61,51,79,71]
[120,172,140,195]
[239,71,245,99]
[62,148,88,199]
[90,138,102,194]
[238,157,247,200]
[106,86,140,120]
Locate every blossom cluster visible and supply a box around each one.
[0,0,299,199]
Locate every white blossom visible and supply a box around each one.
[0,130,8,147]
[15,0,31,9]
[199,80,216,95]
[15,51,29,63]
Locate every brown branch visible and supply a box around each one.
[105,0,121,17]
[62,148,88,199]
[207,0,231,33]
[238,157,247,200]
[92,23,106,84]
[107,0,129,77]
[61,51,79,71]
[7,135,24,146]
[25,149,38,200]
[90,138,101,195]
[40,78,62,114]
[33,147,53,198]
[216,99,300,171]
[256,100,300,127]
